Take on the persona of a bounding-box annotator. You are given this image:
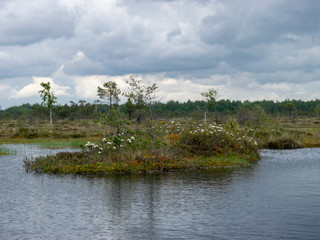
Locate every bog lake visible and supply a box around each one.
[1,144,320,239]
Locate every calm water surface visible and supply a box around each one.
[1,144,320,239]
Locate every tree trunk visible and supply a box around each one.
[50,108,53,125]
[149,105,153,129]
[204,110,207,125]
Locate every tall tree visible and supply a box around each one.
[97,81,123,135]
[97,81,121,114]
[250,104,266,127]
[201,88,218,125]
[125,75,159,130]
[315,105,320,118]
[39,82,57,125]
[285,102,297,122]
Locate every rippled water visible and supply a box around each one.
[1,145,320,239]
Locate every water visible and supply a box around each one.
[1,145,320,240]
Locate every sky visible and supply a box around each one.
[1,0,320,109]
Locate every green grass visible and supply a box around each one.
[23,120,260,175]
[23,151,259,175]
[3,116,319,176]
[0,137,100,149]
[257,117,320,148]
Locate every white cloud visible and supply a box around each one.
[73,75,128,99]
[262,83,291,91]
[9,77,70,99]
[1,0,320,108]
[158,77,220,102]
[0,84,9,92]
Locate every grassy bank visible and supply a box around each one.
[24,152,258,175]
[1,117,319,175]
[23,120,260,175]
[257,117,320,149]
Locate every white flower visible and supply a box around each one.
[113,146,116,149]
[103,138,107,142]
[131,136,135,140]
[127,139,132,143]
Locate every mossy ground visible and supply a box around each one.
[24,151,259,175]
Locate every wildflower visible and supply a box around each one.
[127,139,132,143]
[113,146,116,149]
[98,151,101,154]
[103,138,107,142]
[131,136,135,140]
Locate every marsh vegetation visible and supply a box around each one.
[1,76,319,175]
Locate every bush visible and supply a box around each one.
[267,134,302,149]
[179,124,258,156]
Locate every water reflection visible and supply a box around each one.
[1,145,320,239]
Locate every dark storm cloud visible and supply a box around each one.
[0,0,76,46]
[1,0,319,79]
[1,0,320,108]
[200,0,320,47]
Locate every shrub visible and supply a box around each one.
[267,134,302,149]
[179,124,258,156]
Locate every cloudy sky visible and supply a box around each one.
[1,0,320,109]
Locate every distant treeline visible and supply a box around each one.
[1,99,320,122]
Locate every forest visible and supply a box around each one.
[1,98,320,124]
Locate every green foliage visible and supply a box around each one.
[314,105,320,117]
[97,81,121,110]
[39,82,57,124]
[284,101,297,122]
[39,82,57,109]
[101,107,130,136]
[2,99,320,121]
[125,75,159,129]
[201,88,218,125]
[267,133,302,149]
[179,123,258,156]
[201,88,218,108]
